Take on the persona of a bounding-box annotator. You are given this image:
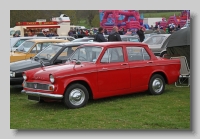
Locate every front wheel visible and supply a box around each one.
[63,83,89,109]
[148,74,165,95]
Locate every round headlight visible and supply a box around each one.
[10,71,15,77]
[49,74,55,83]
[22,73,27,80]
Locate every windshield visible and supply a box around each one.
[10,30,15,36]
[70,46,102,62]
[35,45,62,60]
[16,41,35,52]
[144,36,166,45]
[13,39,27,48]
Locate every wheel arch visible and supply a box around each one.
[64,80,93,100]
[150,71,168,84]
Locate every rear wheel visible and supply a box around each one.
[63,83,89,109]
[148,74,165,95]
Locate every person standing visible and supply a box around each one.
[136,27,145,42]
[94,27,107,42]
[108,26,122,42]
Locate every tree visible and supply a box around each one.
[91,14,100,27]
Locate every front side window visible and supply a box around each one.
[101,47,124,63]
[57,46,78,59]
[126,46,150,61]
[13,39,27,48]
[35,45,62,60]
[16,41,35,52]
[70,46,102,62]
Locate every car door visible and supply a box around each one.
[97,46,131,94]
[126,46,154,90]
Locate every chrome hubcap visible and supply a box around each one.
[152,78,163,93]
[69,88,85,106]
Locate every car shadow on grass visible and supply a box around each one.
[87,91,150,106]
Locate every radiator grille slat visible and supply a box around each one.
[26,82,49,90]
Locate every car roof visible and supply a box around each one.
[11,37,48,39]
[80,42,147,47]
[148,34,171,37]
[51,42,96,47]
[120,35,138,38]
[26,39,69,43]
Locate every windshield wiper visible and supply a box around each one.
[34,56,45,67]
[34,56,39,61]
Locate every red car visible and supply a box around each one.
[21,42,181,109]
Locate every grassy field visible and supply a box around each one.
[143,11,181,18]
[10,84,190,130]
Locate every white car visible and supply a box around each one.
[143,34,171,57]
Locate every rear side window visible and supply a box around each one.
[126,46,150,61]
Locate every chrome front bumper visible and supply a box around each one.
[21,90,63,99]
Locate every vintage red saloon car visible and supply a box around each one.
[21,42,181,109]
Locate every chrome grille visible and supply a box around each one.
[26,82,49,90]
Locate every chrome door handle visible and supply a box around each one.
[147,61,153,63]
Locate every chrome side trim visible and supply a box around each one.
[21,90,63,99]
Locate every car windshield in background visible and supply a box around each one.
[16,41,35,52]
[35,45,62,60]
[70,46,102,62]
[144,36,166,45]
[13,39,27,48]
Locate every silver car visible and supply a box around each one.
[143,34,171,57]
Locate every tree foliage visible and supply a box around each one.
[10,10,183,28]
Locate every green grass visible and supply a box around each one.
[10,84,190,130]
[143,11,181,18]
[10,11,189,129]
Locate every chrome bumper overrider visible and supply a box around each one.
[21,90,63,99]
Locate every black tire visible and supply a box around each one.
[38,98,45,103]
[148,74,165,95]
[160,51,166,57]
[63,83,89,109]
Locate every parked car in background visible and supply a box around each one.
[10,28,15,37]
[52,36,76,41]
[10,39,69,63]
[10,37,48,50]
[72,37,94,42]
[10,42,94,86]
[22,42,180,109]
[103,35,139,42]
[144,33,157,41]
[143,34,171,57]
[120,35,139,42]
